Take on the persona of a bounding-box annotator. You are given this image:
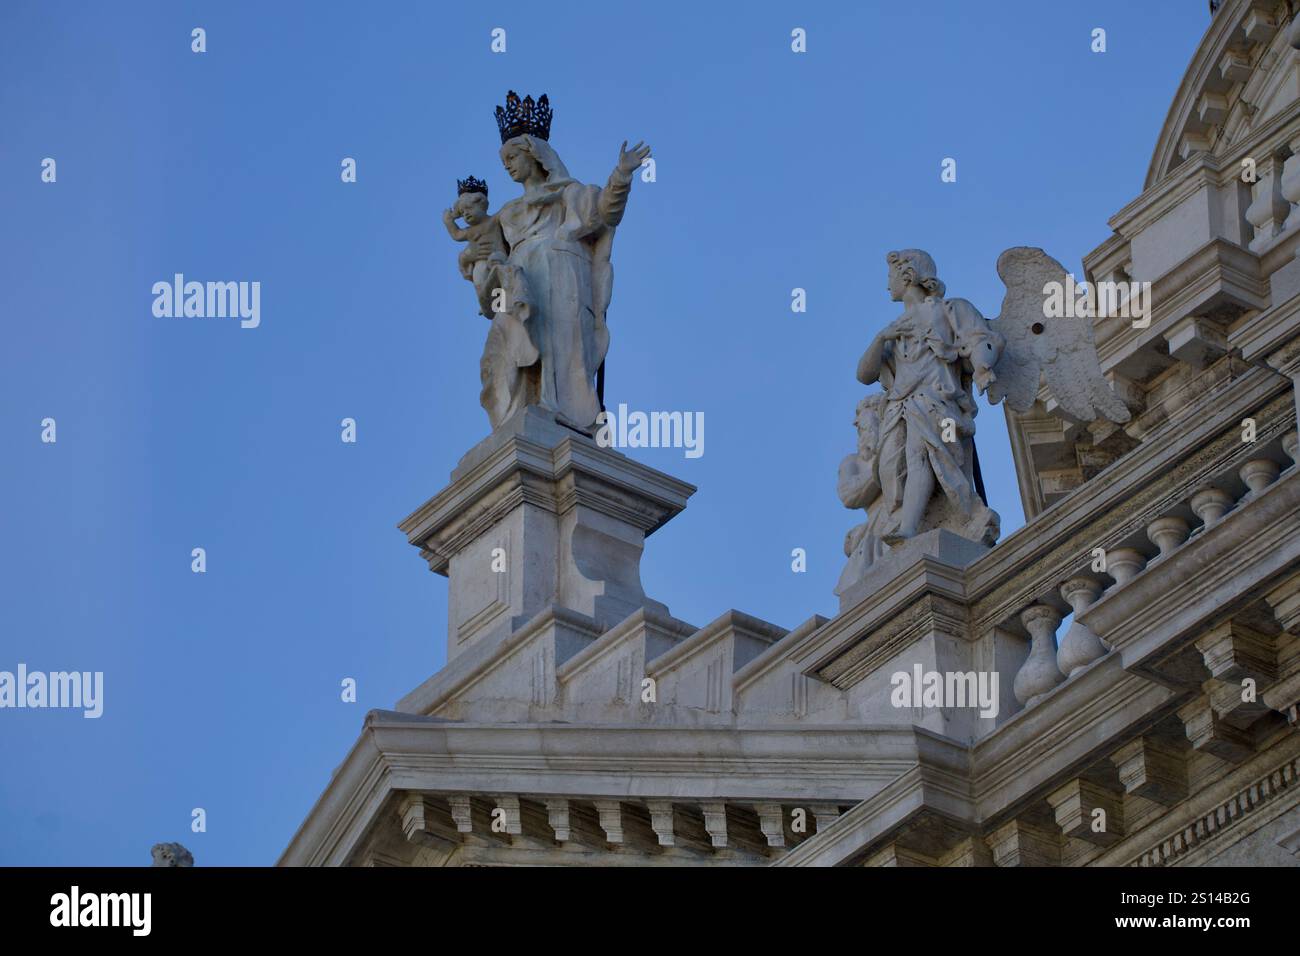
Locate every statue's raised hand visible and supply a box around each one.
[617,140,651,177]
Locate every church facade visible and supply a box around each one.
[281,0,1300,867]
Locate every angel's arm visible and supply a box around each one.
[857,332,893,385]
[837,454,880,510]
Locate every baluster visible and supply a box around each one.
[1014,604,1065,707]
[1057,578,1108,677]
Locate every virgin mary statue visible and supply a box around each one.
[466,92,650,432]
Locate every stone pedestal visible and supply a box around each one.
[398,406,695,662]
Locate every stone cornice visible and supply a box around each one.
[732,614,829,695]
[772,730,974,867]
[555,606,699,683]
[1145,0,1257,189]
[1113,158,1221,240]
[1091,729,1300,867]
[277,714,933,867]
[1095,238,1267,368]
[645,609,787,679]
[395,604,604,715]
[815,593,971,689]
[398,430,695,576]
[969,656,1177,822]
[778,553,972,679]
[776,661,1176,866]
[277,720,392,867]
[1230,278,1300,362]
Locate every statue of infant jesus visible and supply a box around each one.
[442,176,508,296]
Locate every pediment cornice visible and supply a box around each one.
[1147,0,1297,190]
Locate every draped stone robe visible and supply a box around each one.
[487,164,634,431]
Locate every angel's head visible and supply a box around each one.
[853,393,885,458]
[887,249,946,302]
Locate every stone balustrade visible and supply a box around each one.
[1010,428,1299,711]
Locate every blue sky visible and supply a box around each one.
[0,1,1208,865]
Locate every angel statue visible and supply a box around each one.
[836,247,1130,594]
[447,91,651,431]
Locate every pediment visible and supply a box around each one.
[1148,0,1300,188]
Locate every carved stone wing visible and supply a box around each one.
[987,246,1130,424]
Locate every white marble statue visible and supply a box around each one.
[838,247,1130,589]
[450,92,650,432]
[443,177,508,298]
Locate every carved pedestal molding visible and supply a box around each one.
[1014,604,1065,707]
[1246,155,1289,253]
[1264,570,1300,636]
[1262,673,1300,725]
[1208,677,1273,728]
[1106,547,1148,586]
[398,794,459,848]
[1218,45,1250,84]
[1282,137,1300,233]
[938,837,995,867]
[399,793,428,844]
[1177,694,1256,763]
[1146,515,1191,560]
[593,800,625,845]
[1195,621,1279,683]
[809,803,842,834]
[1166,316,1229,370]
[1262,573,1300,723]
[1239,458,1281,495]
[986,818,1064,867]
[398,406,694,662]
[1197,620,1282,728]
[493,795,523,836]
[700,802,729,849]
[545,799,572,842]
[754,803,786,848]
[1047,778,1125,847]
[448,795,474,834]
[864,844,938,867]
[1131,755,1300,868]
[1110,736,1189,806]
[1057,577,1108,677]
[1264,341,1300,431]
[1190,486,1234,526]
[646,801,678,847]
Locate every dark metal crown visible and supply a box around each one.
[457,175,488,196]
[495,91,552,143]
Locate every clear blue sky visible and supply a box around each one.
[0,1,1208,865]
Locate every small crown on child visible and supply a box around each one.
[457,176,488,197]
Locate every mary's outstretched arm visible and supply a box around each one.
[596,140,650,228]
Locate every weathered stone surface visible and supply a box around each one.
[284,2,1300,870]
